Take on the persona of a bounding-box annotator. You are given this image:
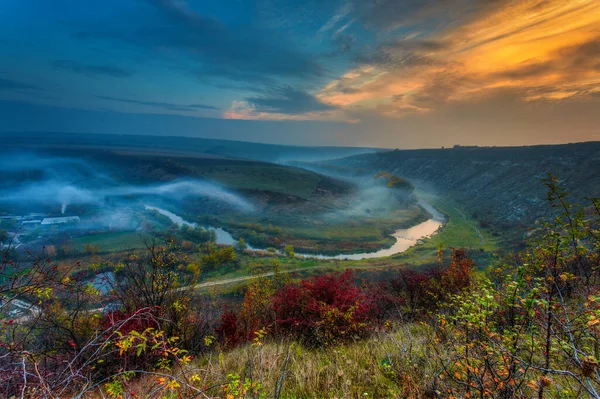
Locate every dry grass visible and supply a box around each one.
[187,322,440,398]
[78,324,443,398]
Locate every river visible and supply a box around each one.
[144,205,239,246]
[144,199,444,260]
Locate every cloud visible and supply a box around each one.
[352,0,503,31]
[319,3,353,34]
[222,86,350,121]
[52,60,133,78]
[318,0,600,116]
[245,86,335,115]
[74,0,326,85]
[188,103,218,110]
[222,97,350,122]
[193,65,277,87]
[96,95,218,111]
[0,78,40,91]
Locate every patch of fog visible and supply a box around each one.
[116,180,255,212]
[333,185,405,218]
[145,199,445,260]
[1,178,255,215]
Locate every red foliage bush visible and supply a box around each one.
[100,306,161,337]
[271,270,378,345]
[215,252,474,348]
[385,269,436,318]
[215,310,242,349]
[442,248,473,293]
[383,249,474,319]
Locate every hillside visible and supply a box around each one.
[0,131,380,163]
[326,142,600,229]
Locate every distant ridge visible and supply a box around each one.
[328,141,600,225]
[0,131,384,163]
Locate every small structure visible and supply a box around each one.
[22,220,42,225]
[41,216,80,225]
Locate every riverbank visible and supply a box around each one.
[144,197,445,261]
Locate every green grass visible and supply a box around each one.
[281,209,424,242]
[71,231,149,252]
[391,192,501,266]
[197,253,329,282]
[211,204,428,255]
[189,164,324,199]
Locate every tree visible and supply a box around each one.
[435,176,600,398]
[284,244,295,258]
[235,237,248,252]
[200,242,236,272]
[110,237,195,312]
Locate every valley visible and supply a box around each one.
[1,134,596,399]
[0,138,430,261]
[3,2,600,396]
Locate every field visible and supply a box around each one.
[41,186,496,289]
[186,163,329,200]
[391,192,502,266]
[71,231,149,252]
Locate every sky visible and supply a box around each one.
[0,0,598,148]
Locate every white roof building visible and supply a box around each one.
[41,216,80,225]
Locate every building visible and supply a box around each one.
[41,216,80,225]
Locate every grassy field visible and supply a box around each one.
[281,209,425,242]
[71,231,150,252]
[64,191,499,287]
[188,163,327,200]
[390,192,501,266]
[165,323,437,399]
[210,205,426,253]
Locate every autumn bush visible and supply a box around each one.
[271,270,378,345]
[216,269,380,348]
[431,176,600,398]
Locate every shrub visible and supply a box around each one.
[272,270,378,346]
[181,240,194,250]
[386,269,435,319]
[200,243,236,272]
[215,310,242,349]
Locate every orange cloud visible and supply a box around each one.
[318,0,600,117]
[222,100,356,122]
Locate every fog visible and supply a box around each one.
[0,151,255,221]
[284,161,416,219]
[0,179,254,213]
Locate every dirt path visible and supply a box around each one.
[189,264,345,291]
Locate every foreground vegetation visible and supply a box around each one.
[1,176,600,398]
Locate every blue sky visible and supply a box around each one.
[0,0,598,147]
